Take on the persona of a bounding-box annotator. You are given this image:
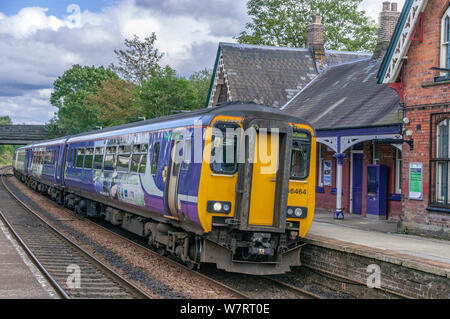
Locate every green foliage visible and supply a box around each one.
[189,69,213,108]
[50,64,118,135]
[236,0,378,52]
[0,116,19,165]
[137,66,207,119]
[109,33,164,85]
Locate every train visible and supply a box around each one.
[13,102,316,275]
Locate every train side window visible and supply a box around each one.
[131,154,140,173]
[139,155,147,174]
[72,149,77,167]
[117,154,130,172]
[104,146,117,171]
[151,142,160,175]
[210,123,239,174]
[84,148,94,169]
[76,148,85,168]
[182,137,191,170]
[141,144,148,153]
[290,131,311,180]
[94,147,104,170]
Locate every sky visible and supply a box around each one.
[0,0,405,125]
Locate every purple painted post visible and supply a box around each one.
[333,153,346,220]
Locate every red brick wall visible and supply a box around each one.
[400,0,450,237]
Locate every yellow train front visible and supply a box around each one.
[197,103,316,275]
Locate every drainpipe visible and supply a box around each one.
[333,153,346,219]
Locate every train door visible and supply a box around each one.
[167,138,183,218]
[248,131,280,226]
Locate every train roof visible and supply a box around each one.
[21,102,314,148]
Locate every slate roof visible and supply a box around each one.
[214,42,371,108]
[282,57,401,130]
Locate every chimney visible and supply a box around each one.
[373,2,400,59]
[308,13,326,69]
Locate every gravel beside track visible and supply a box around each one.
[0,178,150,298]
[2,174,244,299]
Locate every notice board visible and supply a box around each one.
[409,162,423,200]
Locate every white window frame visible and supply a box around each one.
[440,7,450,74]
[373,143,379,165]
[395,148,402,194]
[435,119,450,204]
[318,143,324,187]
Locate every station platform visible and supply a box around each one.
[306,209,450,278]
[0,217,57,299]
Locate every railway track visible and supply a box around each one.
[0,168,249,299]
[0,171,151,299]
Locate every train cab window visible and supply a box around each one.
[84,148,94,169]
[104,146,117,171]
[211,124,239,174]
[141,143,148,153]
[76,148,85,168]
[94,147,104,170]
[290,132,311,180]
[151,142,160,175]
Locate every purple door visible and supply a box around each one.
[352,153,363,214]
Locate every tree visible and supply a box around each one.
[137,66,203,119]
[0,116,17,165]
[188,69,213,108]
[236,0,378,52]
[109,33,164,85]
[50,64,118,134]
[85,78,138,127]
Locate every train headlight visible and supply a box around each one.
[213,202,222,212]
[287,208,294,216]
[286,206,308,219]
[207,201,232,214]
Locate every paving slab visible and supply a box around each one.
[0,218,58,299]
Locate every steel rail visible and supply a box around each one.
[0,210,70,299]
[262,276,323,299]
[2,174,250,299]
[0,175,152,299]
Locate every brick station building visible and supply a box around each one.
[207,1,450,238]
[377,0,450,238]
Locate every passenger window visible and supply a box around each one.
[104,146,117,171]
[182,137,191,170]
[117,154,130,172]
[139,155,147,174]
[76,148,85,168]
[131,154,140,173]
[210,123,239,174]
[94,147,104,170]
[290,132,311,180]
[151,142,160,175]
[84,148,94,169]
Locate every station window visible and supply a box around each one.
[94,147,104,170]
[290,131,311,180]
[76,148,85,168]
[440,8,450,74]
[84,148,94,169]
[151,142,160,175]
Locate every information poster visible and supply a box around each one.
[323,160,332,186]
[409,162,423,200]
